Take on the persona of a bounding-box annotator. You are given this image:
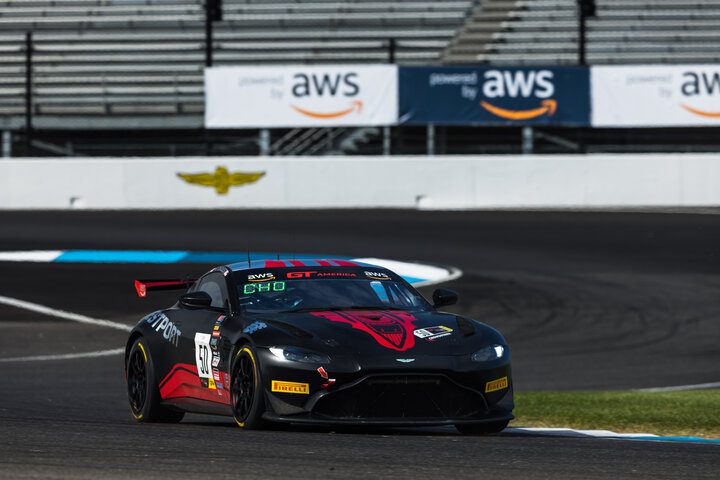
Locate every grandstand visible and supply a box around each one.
[0,0,473,130]
[446,0,720,64]
[1,0,719,156]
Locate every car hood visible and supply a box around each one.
[259,308,500,358]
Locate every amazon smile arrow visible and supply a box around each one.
[291,100,363,119]
[480,99,557,121]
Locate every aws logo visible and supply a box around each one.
[290,72,363,119]
[679,71,720,118]
[479,70,557,121]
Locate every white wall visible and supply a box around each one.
[1,154,719,210]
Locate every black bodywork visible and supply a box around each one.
[125,261,514,427]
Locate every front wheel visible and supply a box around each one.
[126,337,184,423]
[231,345,266,429]
[455,420,509,435]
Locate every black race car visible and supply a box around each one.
[124,259,513,434]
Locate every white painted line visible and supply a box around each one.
[638,381,720,392]
[355,258,463,287]
[0,348,124,363]
[0,250,62,262]
[0,295,131,332]
[507,427,657,439]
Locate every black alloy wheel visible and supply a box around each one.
[126,338,184,423]
[231,346,266,429]
[127,348,147,415]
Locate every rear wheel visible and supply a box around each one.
[455,420,509,435]
[126,338,184,423]
[231,346,266,429]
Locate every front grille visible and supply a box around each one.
[312,374,486,419]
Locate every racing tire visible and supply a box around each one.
[455,420,509,435]
[126,337,185,423]
[231,345,266,430]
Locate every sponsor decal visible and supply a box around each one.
[212,330,221,338]
[679,70,720,118]
[286,271,356,279]
[205,65,397,128]
[247,272,275,282]
[365,271,390,280]
[176,166,265,195]
[400,66,589,126]
[144,311,181,347]
[216,315,226,323]
[213,370,221,381]
[213,325,220,331]
[413,325,453,341]
[271,380,309,394]
[210,337,219,350]
[243,281,286,294]
[208,377,217,390]
[478,70,556,120]
[485,376,509,393]
[211,353,220,368]
[396,358,415,363]
[312,310,417,351]
[243,321,268,334]
[195,333,212,379]
[592,65,720,127]
[317,366,336,389]
[287,271,317,279]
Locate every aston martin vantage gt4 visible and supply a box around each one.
[124,259,513,434]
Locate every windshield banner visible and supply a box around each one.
[398,66,590,126]
[592,65,720,126]
[205,65,398,128]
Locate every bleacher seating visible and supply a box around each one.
[0,0,474,128]
[445,0,720,65]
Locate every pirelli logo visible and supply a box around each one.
[485,376,508,393]
[271,380,309,394]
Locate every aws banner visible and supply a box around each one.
[399,67,590,126]
[592,65,720,127]
[205,65,398,128]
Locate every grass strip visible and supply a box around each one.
[512,390,720,438]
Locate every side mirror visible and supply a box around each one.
[432,288,458,308]
[179,291,213,309]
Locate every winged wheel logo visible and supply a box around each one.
[176,166,265,195]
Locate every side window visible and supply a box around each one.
[196,273,228,309]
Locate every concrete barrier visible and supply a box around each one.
[1,154,718,209]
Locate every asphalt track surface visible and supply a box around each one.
[0,210,718,479]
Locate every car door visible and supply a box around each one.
[171,272,232,407]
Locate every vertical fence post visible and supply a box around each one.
[25,32,33,154]
[427,124,435,156]
[387,38,396,64]
[522,126,534,154]
[2,131,11,158]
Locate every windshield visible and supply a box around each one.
[237,277,430,314]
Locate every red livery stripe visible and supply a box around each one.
[264,260,286,267]
[331,259,358,266]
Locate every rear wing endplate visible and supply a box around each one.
[134,279,196,298]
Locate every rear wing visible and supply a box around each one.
[134,279,196,298]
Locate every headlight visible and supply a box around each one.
[269,346,330,364]
[471,344,506,362]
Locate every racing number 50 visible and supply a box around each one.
[198,344,209,376]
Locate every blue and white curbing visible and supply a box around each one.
[506,427,720,445]
[0,250,462,287]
